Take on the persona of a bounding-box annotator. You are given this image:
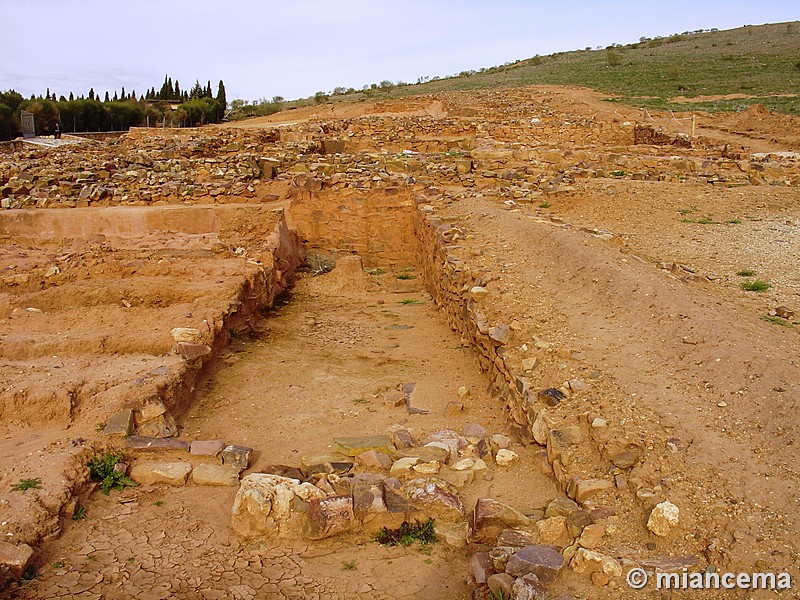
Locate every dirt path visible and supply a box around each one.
[9,270,557,600]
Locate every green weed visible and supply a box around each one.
[399,298,422,305]
[87,453,138,495]
[72,506,87,521]
[395,274,416,280]
[11,478,42,492]
[761,315,793,327]
[736,269,757,277]
[741,280,771,292]
[375,518,437,547]
[341,560,357,571]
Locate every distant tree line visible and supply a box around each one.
[0,75,227,141]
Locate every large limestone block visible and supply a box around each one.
[232,473,325,539]
[129,461,192,486]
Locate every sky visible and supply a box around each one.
[1,1,798,103]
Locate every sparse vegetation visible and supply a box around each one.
[87,452,138,495]
[72,506,87,521]
[741,280,771,292]
[399,298,422,305]
[539,202,552,209]
[736,269,757,276]
[301,253,336,276]
[395,274,416,280]
[761,315,793,327]
[51,562,64,569]
[341,560,357,571]
[351,397,369,404]
[375,518,437,546]
[11,477,42,492]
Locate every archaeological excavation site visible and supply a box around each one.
[0,86,798,599]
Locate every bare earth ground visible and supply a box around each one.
[1,85,799,599]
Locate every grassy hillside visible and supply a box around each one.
[402,21,800,114]
[268,22,798,117]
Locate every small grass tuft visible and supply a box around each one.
[761,315,793,327]
[395,274,416,280]
[736,269,757,277]
[367,268,387,275]
[154,500,165,507]
[539,202,552,209]
[88,453,138,495]
[341,560,357,571]
[51,561,64,569]
[375,518,437,547]
[11,477,42,492]
[741,280,771,292]
[399,298,422,305]
[72,506,87,521]
[351,397,369,404]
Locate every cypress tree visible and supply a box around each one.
[89,88,95,100]
[104,91,110,102]
[69,92,74,101]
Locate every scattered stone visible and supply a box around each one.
[450,457,475,471]
[301,452,354,476]
[538,388,565,407]
[590,418,608,428]
[136,413,178,438]
[647,501,680,536]
[170,327,203,344]
[573,479,615,504]
[458,386,471,400]
[129,461,192,485]
[463,423,488,442]
[263,465,305,481]
[190,439,225,456]
[487,573,515,599]
[332,435,395,457]
[488,324,511,345]
[565,509,593,537]
[307,495,355,539]
[610,447,640,469]
[545,496,580,519]
[0,542,34,589]
[394,445,449,464]
[221,445,253,469]
[490,433,512,450]
[404,477,463,521]
[505,545,565,583]
[495,449,519,467]
[103,409,134,436]
[413,461,442,475]
[775,306,794,319]
[232,474,326,539]
[570,548,622,577]
[176,342,212,361]
[578,523,606,549]
[358,449,393,470]
[469,498,531,543]
[469,552,496,584]
[443,401,465,417]
[535,516,571,546]
[392,429,415,449]
[437,466,474,488]
[390,457,419,478]
[470,286,489,302]
[192,463,241,486]
[521,356,539,371]
[511,573,548,600]
[138,400,167,422]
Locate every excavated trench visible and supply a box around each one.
[0,191,568,599]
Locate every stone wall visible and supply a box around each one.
[288,188,417,267]
[412,199,614,504]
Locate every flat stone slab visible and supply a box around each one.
[129,461,192,485]
[332,436,396,457]
[126,436,191,451]
[103,409,134,436]
[190,440,225,456]
[505,545,565,583]
[192,463,240,486]
[300,452,354,476]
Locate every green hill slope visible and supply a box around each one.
[376,22,800,115]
